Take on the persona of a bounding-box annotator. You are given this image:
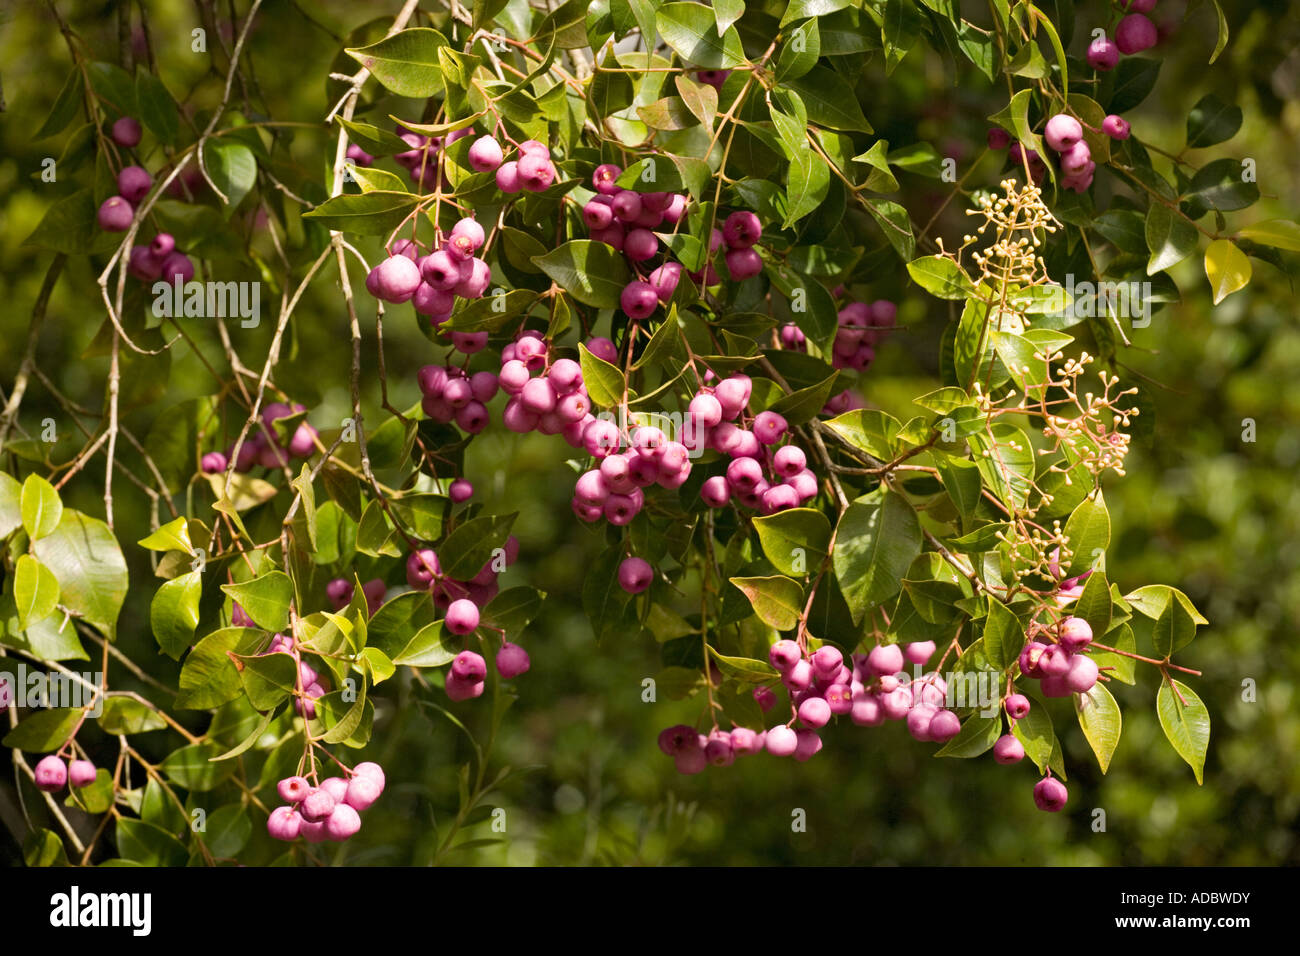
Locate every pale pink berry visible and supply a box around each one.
[810,646,843,680]
[445,599,480,635]
[765,725,798,757]
[866,644,904,677]
[301,787,336,822]
[326,803,362,841]
[1064,653,1099,693]
[752,410,787,445]
[798,696,832,729]
[1102,115,1131,140]
[468,135,504,172]
[495,160,522,192]
[928,710,961,743]
[701,475,730,507]
[611,190,642,222]
[34,755,66,792]
[714,375,751,419]
[705,731,735,767]
[267,806,302,841]
[792,728,823,762]
[1043,114,1083,152]
[993,734,1025,764]
[585,336,619,363]
[278,775,311,803]
[67,759,96,788]
[1039,644,1072,678]
[343,773,383,811]
[1059,617,1093,652]
[782,660,813,692]
[904,641,936,665]
[592,164,622,195]
[725,247,763,280]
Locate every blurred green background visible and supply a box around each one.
[1,0,1297,865]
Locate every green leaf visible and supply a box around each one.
[150,570,203,659]
[202,140,257,212]
[1106,56,1160,113]
[1062,494,1109,576]
[833,490,921,623]
[336,117,411,155]
[1186,93,1241,149]
[21,474,62,540]
[1145,204,1198,276]
[907,255,976,300]
[23,829,69,867]
[780,0,849,25]
[14,554,60,631]
[534,241,631,309]
[728,576,803,631]
[37,70,82,140]
[137,516,193,554]
[31,510,127,641]
[753,508,831,577]
[302,190,421,236]
[391,621,460,667]
[98,697,168,735]
[237,651,298,710]
[1151,592,1197,658]
[175,627,263,709]
[578,342,626,408]
[115,819,188,867]
[969,424,1034,508]
[0,473,21,539]
[221,572,292,632]
[936,457,982,522]
[1072,571,1112,639]
[1156,679,1209,784]
[162,742,236,791]
[483,586,545,637]
[708,647,776,684]
[882,0,923,73]
[822,409,902,460]
[775,17,820,82]
[787,67,871,132]
[1185,158,1259,213]
[1076,682,1121,773]
[23,189,113,255]
[1091,622,1136,685]
[389,494,451,541]
[934,712,1001,758]
[2,707,81,751]
[1208,0,1229,63]
[770,374,837,426]
[136,71,179,146]
[439,512,518,580]
[1203,239,1251,305]
[204,804,253,857]
[345,28,450,97]
[656,2,746,68]
[1237,219,1300,252]
[982,597,1023,672]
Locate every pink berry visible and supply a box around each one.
[33,755,66,792]
[724,247,763,280]
[752,410,787,445]
[301,788,336,822]
[343,773,383,811]
[468,135,504,172]
[722,210,762,249]
[772,445,806,477]
[267,806,302,841]
[798,696,832,729]
[586,336,619,363]
[620,280,659,319]
[611,190,643,222]
[1018,642,1048,678]
[714,375,751,419]
[1115,13,1157,54]
[406,549,440,589]
[675,748,708,774]
[445,599,480,635]
[111,116,142,147]
[278,775,311,803]
[495,160,522,193]
[866,644,904,677]
[765,725,799,757]
[371,255,422,303]
[904,641,936,665]
[811,645,843,680]
[987,127,1012,149]
[449,478,474,503]
[1005,693,1031,719]
[782,660,813,692]
[928,710,961,743]
[496,642,531,679]
[326,803,362,841]
[1102,115,1131,140]
[1087,36,1120,71]
[1059,617,1094,652]
[701,475,730,507]
[1039,644,1072,678]
[993,734,1025,764]
[117,165,152,203]
[593,164,622,194]
[792,728,823,762]
[1044,114,1083,152]
[705,731,735,767]
[769,639,802,672]
[97,196,133,232]
[1064,653,1099,693]
[1033,777,1068,812]
[618,556,653,594]
[67,759,96,788]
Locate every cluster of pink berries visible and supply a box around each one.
[200,401,318,475]
[831,299,896,372]
[326,577,387,616]
[988,111,1131,193]
[405,540,514,617]
[32,754,97,793]
[252,629,329,719]
[493,138,559,193]
[391,125,474,191]
[1086,1,1161,70]
[419,362,497,434]
[96,115,197,284]
[1018,616,1099,698]
[364,216,491,333]
[444,642,531,701]
[498,333,596,439]
[692,374,819,515]
[266,762,385,843]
